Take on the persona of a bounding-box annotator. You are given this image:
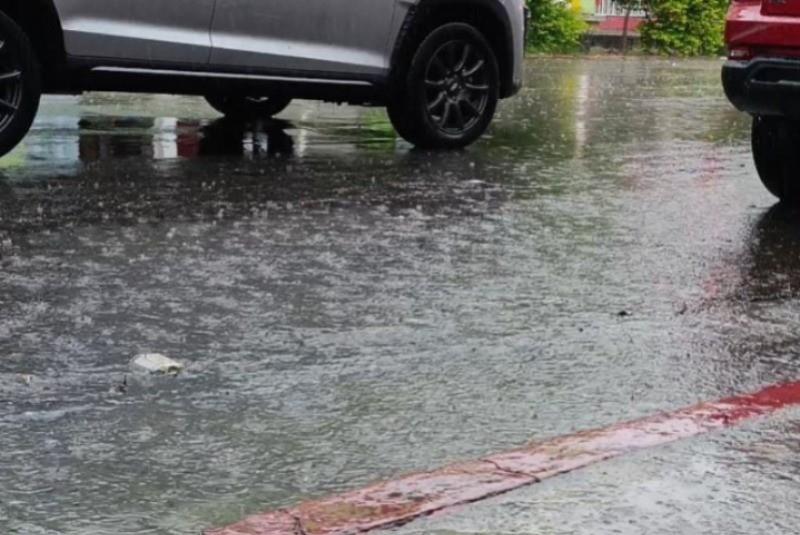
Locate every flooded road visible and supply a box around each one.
[2,57,799,534]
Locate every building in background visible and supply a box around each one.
[582,0,646,49]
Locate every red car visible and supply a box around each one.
[723,0,800,202]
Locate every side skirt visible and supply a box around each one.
[57,63,388,105]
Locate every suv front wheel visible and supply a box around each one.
[388,22,500,149]
[0,10,41,158]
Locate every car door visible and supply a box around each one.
[209,0,399,76]
[53,0,216,65]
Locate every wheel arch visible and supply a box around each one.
[390,0,515,98]
[0,0,67,90]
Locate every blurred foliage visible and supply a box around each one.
[640,0,729,56]
[526,0,588,54]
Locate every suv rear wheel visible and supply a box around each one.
[0,10,41,158]
[752,115,800,203]
[387,22,500,149]
[205,95,293,119]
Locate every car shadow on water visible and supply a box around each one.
[77,116,296,161]
[744,203,800,303]
[0,114,511,235]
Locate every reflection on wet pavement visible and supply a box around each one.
[2,58,799,534]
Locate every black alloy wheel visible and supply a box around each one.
[387,22,500,150]
[423,39,491,136]
[0,44,23,131]
[0,10,41,159]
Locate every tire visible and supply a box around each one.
[386,96,416,142]
[752,115,800,203]
[386,22,500,150]
[205,95,293,119]
[0,10,41,159]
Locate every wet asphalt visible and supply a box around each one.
[2,57,800,534]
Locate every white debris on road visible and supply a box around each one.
[130,353,183,375]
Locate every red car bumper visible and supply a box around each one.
[723,0,800,118]
[727,1,800,52]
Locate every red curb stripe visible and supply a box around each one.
[206,381,800,535]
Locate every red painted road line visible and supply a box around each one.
[206,381,800,535]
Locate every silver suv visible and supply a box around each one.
[0,1,526,155]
